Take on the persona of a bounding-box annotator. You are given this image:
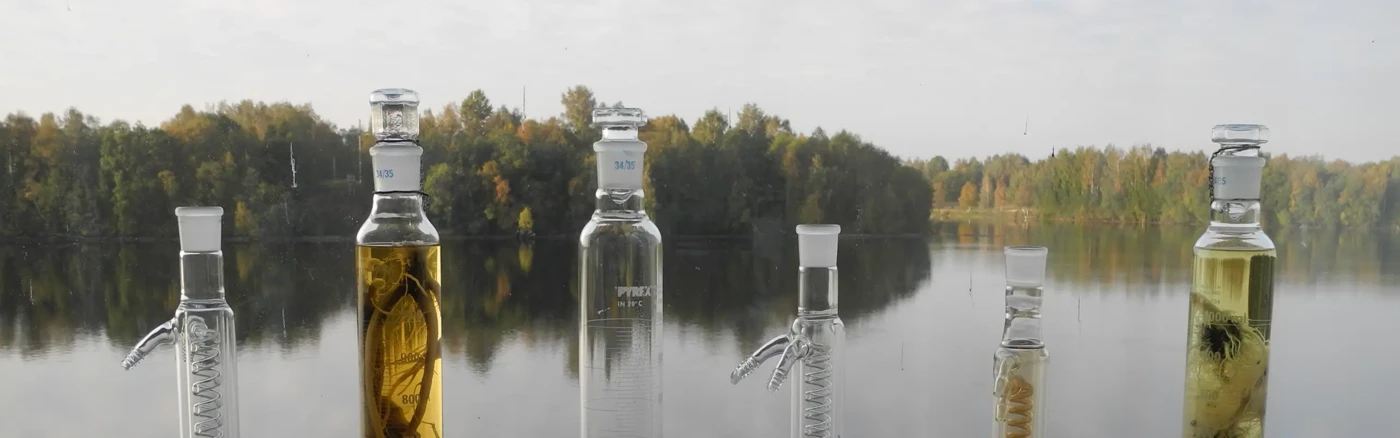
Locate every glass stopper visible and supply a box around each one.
[593,103,647,129]
[370,88,420,141]
[1004,246,1048,287]
[1211,124,1269,146]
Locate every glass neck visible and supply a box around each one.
[798,267,838,317]
[180,251,225,302]
[1001,285,1042,348]
[601,127,639,141]
[594,188,646,217]
[1209,199,1261,232]
[370,191,427,218]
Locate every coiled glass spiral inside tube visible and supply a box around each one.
[994,349,1046,438]
[994,246,1048,438]
[185,316,226,437]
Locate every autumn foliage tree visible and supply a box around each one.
[906,145,1400,228]
[0,86,934,238]
[958,181,978,208]
[5,90,1398,239]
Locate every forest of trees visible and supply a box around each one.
[3,85,1399,241]
[0,85,931,239]
[910,146,1400,229]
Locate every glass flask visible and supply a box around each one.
[732,224,846,438]
[578,103,664,438]
[122,206,241,438]
[355,88,444,438]
[1182,124,1276,438]
[992,246,1049,438]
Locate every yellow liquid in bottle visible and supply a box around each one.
[1183,248,1274,438]
[357,245,443,438]
[993,348,1047,438]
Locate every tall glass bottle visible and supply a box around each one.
[732,224,846,438]
[122,206,241,438]
[579,104,664,438]
[1182,124,1275,438]
[992,246,1049,438]
[356,88,443,438]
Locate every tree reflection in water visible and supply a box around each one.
[1,225,1397,377]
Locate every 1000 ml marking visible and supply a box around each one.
[616,285,654,308]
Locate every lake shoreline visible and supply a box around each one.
[0,232,929,245]
[930,207,1400,231]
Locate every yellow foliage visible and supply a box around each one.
[517,206,534,231]
[517,244,534,273]
[958,181,979,208]
[234,201,256,236]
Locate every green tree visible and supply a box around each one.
[461,90,493,140]
[560,86,597,137]
[691,110,728,146]
[6,88,1399,241]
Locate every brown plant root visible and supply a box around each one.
[1187,293,1268,438]
[361,248,442,438]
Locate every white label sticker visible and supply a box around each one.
[373,153,421,192]
[1212,157,1263,200]
[597,149,643,189]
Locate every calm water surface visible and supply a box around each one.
[1,223,1397,437]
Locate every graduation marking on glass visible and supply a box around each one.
[578,103,664,438]
[1182,124,1276,438]
[993,246,1049,438]
[732,224,846,438]
[355,88,444,438]
[122,206,241,438]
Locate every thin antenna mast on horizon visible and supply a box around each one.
[357,119,363,184]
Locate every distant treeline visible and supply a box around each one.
[910,147,1400,228]
[4,86,1398,240]
[0,85,931,239]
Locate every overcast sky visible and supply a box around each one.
[3,0,1397,162]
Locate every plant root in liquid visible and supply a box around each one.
[1184,249,1273,438]
[358,245,443,438]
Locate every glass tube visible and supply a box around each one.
[122,206,241,438]
[1182,124,1275,438]
[993,246,1048,438]
[732,224,845,438]
[355,88,444,438]
[579,104,664,438]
